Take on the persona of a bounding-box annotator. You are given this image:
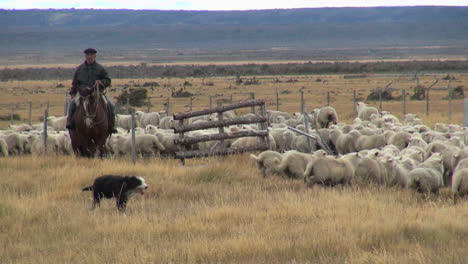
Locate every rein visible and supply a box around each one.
[82,85,107,128]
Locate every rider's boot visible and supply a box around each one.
[108,100,118,134]
[66,100,76,130]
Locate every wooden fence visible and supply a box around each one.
[173,99,269,163]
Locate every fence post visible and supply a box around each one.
[209,95,212,109]
[230,94,233,103]
[250,92,255,114]
[217,101,225,150]
[276,89,279,111]
[10,105,14,125]
[28,101,32,125]
[131,112,137,164]
[448,81,452,122]
[327,91,330,106]
[300,89,304,113]
[64,93,69,116]
[189,96,193,111]
[303,105,312,152]
[165,98,170,116]
[402,89,406,116]
[378,88,382,112]
[464,98,468,127]
[353,90,357,117]
[146,97,151,113]
[43,109,48,155]
[126,97,130,114]
[259,103,270,148]
[426,87,430,116]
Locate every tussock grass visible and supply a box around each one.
[0,155,467,263]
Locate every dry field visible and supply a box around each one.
[0,155,467,263]
[0,72,466,129]
[0,67,467,263]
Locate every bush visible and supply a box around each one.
[115,88,149,107]
[0,114,21,121]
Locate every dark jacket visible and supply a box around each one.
[70,61,111,96]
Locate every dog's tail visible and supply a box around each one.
[82,186,93,192]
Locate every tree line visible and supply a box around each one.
[1,60,468,81]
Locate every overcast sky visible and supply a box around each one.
[0,0,467,10]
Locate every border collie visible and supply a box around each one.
[82,175,148,211]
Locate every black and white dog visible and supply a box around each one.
[82,175,148,211]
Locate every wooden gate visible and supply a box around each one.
[173,99,270,162]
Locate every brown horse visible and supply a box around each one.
[69,85,110,158]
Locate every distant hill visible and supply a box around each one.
[1,7,468,62]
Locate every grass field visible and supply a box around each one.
[0,155,467,263]
[0,66,467,263]
[0,72,466,129]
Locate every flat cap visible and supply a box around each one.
[83,48,97,54]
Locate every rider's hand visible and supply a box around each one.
[94,80,103,88]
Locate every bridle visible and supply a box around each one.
[81,85,107,128]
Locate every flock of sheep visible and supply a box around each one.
[1,101,467,202]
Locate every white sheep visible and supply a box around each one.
[452,158,468,204]
[275,150,320,179]
[303,155,354,187]
[140,112,163,128]
[116,114,135,130]
[355,102,379,121]
[47,116,67,131]
[407,153,445,195]
[250,150,283,177]
[311,106,338,128]
[0,137,8,157]
[0,132,23,155]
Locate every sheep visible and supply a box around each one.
[354,154,388,185]
[270,128,293,153]
[0,132,23,155]
[452,158,468,204]
[47,116,67,131]
[388,131,411,150]
[267,110,292,124]
[356,102,379,121]
[0,137,8,157]
[425,141,448,160]
[400,146,425,163]
[330,129,360,154]
[19,133,34,155]
[159,116,175,129]
[31,133,60,155]
[408,136,428,149]
[231,133,276,151]
[441,146,462,186]
[154,132,178,156]
[382,157,414,188]
[291,135,316,153]
[250,150,283,177]
[9,124,33,133]
[303,155,354,187]
[116,114,135,130]
[140,112,163,127]
[407,153,445,195]
[355,130,394,151]
[122,134,166,157]
[275,150,319,179]
[311,106,338,128]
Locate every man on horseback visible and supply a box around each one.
[66,48,117,134]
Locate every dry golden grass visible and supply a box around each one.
[1,73,466,129]
[0,155,467,263]
[0,69,467,263]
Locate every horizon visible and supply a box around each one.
[0,0,467,11]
